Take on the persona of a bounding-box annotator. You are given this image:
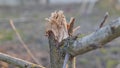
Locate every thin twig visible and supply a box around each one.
[99,12,109,28]
[9,19,41,65]
[63,53,70,68]
[73,26,80,32]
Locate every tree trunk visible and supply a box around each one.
[46,11,76,68]
[48,31,64,68]
[46,11,120,68]
[48,31,76,68]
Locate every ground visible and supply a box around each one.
[0,3,120,68]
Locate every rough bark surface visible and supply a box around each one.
[46,11,120,68]
[46,11,76,68]
[65,17,120,56]
[48,31,65,68]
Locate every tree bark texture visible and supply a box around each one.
[65,17,120,56]
[46,11,75,68]
[46,11,120,68]
[48,31,65,68]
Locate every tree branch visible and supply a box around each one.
[46,10,120,68]
[99,12,109,28]
[0,52,45,68]
[63,53,70,68]
[64,17,120,56]
[9,19,41,65]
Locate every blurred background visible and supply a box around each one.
[0,0,120,68]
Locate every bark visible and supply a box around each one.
[48,31,65,68]
[46,11,120,68]
[0,53,45,68]
[64,17,120,56]
[46,11,76,68]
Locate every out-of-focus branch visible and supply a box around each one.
[63,53,70,68]
[0,52,45,68]
[9,19,40,65]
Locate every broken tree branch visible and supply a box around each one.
[64,17,120,56]
[46,10,120,68]
[46,11,78,68]
[0,52,45,68]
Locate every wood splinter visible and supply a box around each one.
[68,17,75,36]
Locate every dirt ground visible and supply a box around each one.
[0,4,120,68]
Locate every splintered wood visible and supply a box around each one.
[45,10,80,43]
[45,11,69,42]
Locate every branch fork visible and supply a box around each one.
[46,11,120,68]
